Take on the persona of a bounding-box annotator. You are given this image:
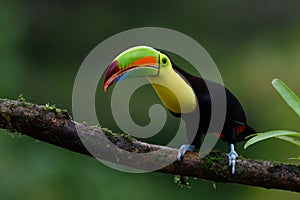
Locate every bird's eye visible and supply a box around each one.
[162,57,167,65]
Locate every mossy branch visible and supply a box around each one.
[0,98,299,192]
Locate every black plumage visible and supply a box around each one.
[170,62,255,149]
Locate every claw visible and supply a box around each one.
[227,144,238,174]
[177,144,196,161]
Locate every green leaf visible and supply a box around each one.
[288,156,300,161]
[244,130,300,149]
[275,135,300,147]
[272,78,300,117]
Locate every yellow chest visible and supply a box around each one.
[147,71,197,114]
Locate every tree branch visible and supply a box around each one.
[0,98,299,192]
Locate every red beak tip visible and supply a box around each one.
[103,85,108,92]
[103,60,119,92]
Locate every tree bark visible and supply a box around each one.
[0,98,299,192]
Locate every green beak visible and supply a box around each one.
[104,46,160,92]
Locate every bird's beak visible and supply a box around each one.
[103,46,160,92]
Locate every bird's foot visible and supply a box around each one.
[227,144,238,174]
[177,144,196,161]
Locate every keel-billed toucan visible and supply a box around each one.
[103,46,255,174]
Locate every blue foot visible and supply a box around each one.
[177,144,196,161]
[227,144,238,174]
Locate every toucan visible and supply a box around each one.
[103,46,255,174]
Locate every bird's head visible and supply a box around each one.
[103,45,197,114]
[104,46,172,91]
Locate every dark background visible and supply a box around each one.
[1,0,300,199]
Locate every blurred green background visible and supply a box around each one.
[1,0,300,199]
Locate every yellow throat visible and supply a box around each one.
[147,68,197,114]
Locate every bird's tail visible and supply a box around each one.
[239,125,256,141]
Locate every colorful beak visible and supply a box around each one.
[104,46,160,92]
